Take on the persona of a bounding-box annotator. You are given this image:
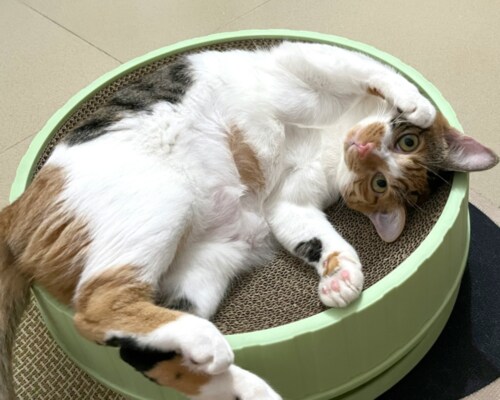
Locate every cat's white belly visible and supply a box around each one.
[46,126,273,290]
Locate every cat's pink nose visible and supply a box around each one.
[356,142,375,159]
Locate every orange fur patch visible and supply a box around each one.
[6,166,89,304]
[74,266,181,343]
[228,126,265,192]
[323,252,340,276]
[367,87,385,99]
[145,356,210,396]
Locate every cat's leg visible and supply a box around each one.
[267,200,363,307]
[266,42,436,128]
[73,265,281,399]
[265,162,363,307]
[159,242,241,319]
[74,265,234,375]
[160,234,272,319]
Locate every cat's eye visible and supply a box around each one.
[371,173,388,193]
[397,134,419,152]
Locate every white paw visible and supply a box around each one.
[231,366,282,400]
[143,315,234,375]
[369,75,436,128]
[194,365,282,400]
[394,91,436,128]
[318,251,364,308]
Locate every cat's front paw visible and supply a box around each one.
[318,251,364,308]
[369,75,436,128]
[393,92,435,129]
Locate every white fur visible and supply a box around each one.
[193,365,282,400]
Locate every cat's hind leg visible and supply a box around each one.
[73,265,280,399]
[74,265,233,375]
[160,240,261,319]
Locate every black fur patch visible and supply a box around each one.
[295,238,323,262]
[104,336,122,347]
[145,375,159,384]
[168,296,195,313]
[117,337,176,372]
[65,59,193,146]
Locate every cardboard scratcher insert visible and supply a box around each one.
[32,39,451,335]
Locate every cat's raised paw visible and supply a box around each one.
[318,252,364,308]
[369,75,436,128]
[395,94,436,129]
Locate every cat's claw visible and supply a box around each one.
[318,251,364,308]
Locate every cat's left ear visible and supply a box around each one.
[440,127,498,172]
[366,206,406,243]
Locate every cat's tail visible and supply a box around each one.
[0,206,31,400]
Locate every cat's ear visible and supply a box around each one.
[440,127,498,172]
[366,206,406,243]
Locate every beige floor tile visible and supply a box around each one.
[221,0,500,208]
[21,0,272,62]
[0,0,120,151]
[462,378,500,400]
[0,136,34,208]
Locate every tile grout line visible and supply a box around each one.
[213,0,273,32]
[0,133,34,156]
[18,0,124,64]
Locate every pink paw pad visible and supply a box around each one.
[341,270,350,281]
[330,279,340,292]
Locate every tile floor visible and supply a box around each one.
[1,0,498,222]
[1,2,498,398]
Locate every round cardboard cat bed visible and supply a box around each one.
[10,30,469,400]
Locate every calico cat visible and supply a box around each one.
[0,42,498,400]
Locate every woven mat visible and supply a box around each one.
[13,38,451,397]
[14,297,125,400]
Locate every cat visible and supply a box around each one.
[0,41,498,400]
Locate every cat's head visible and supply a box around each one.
[338,110,498,242]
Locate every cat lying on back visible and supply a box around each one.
[0,41,497,400]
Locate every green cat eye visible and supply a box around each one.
[371,173,388,193]
[397,134,420,152]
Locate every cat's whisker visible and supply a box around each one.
[396,190,425,214]
[416,162,452,186]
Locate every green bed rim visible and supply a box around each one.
[10,29,466,350]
